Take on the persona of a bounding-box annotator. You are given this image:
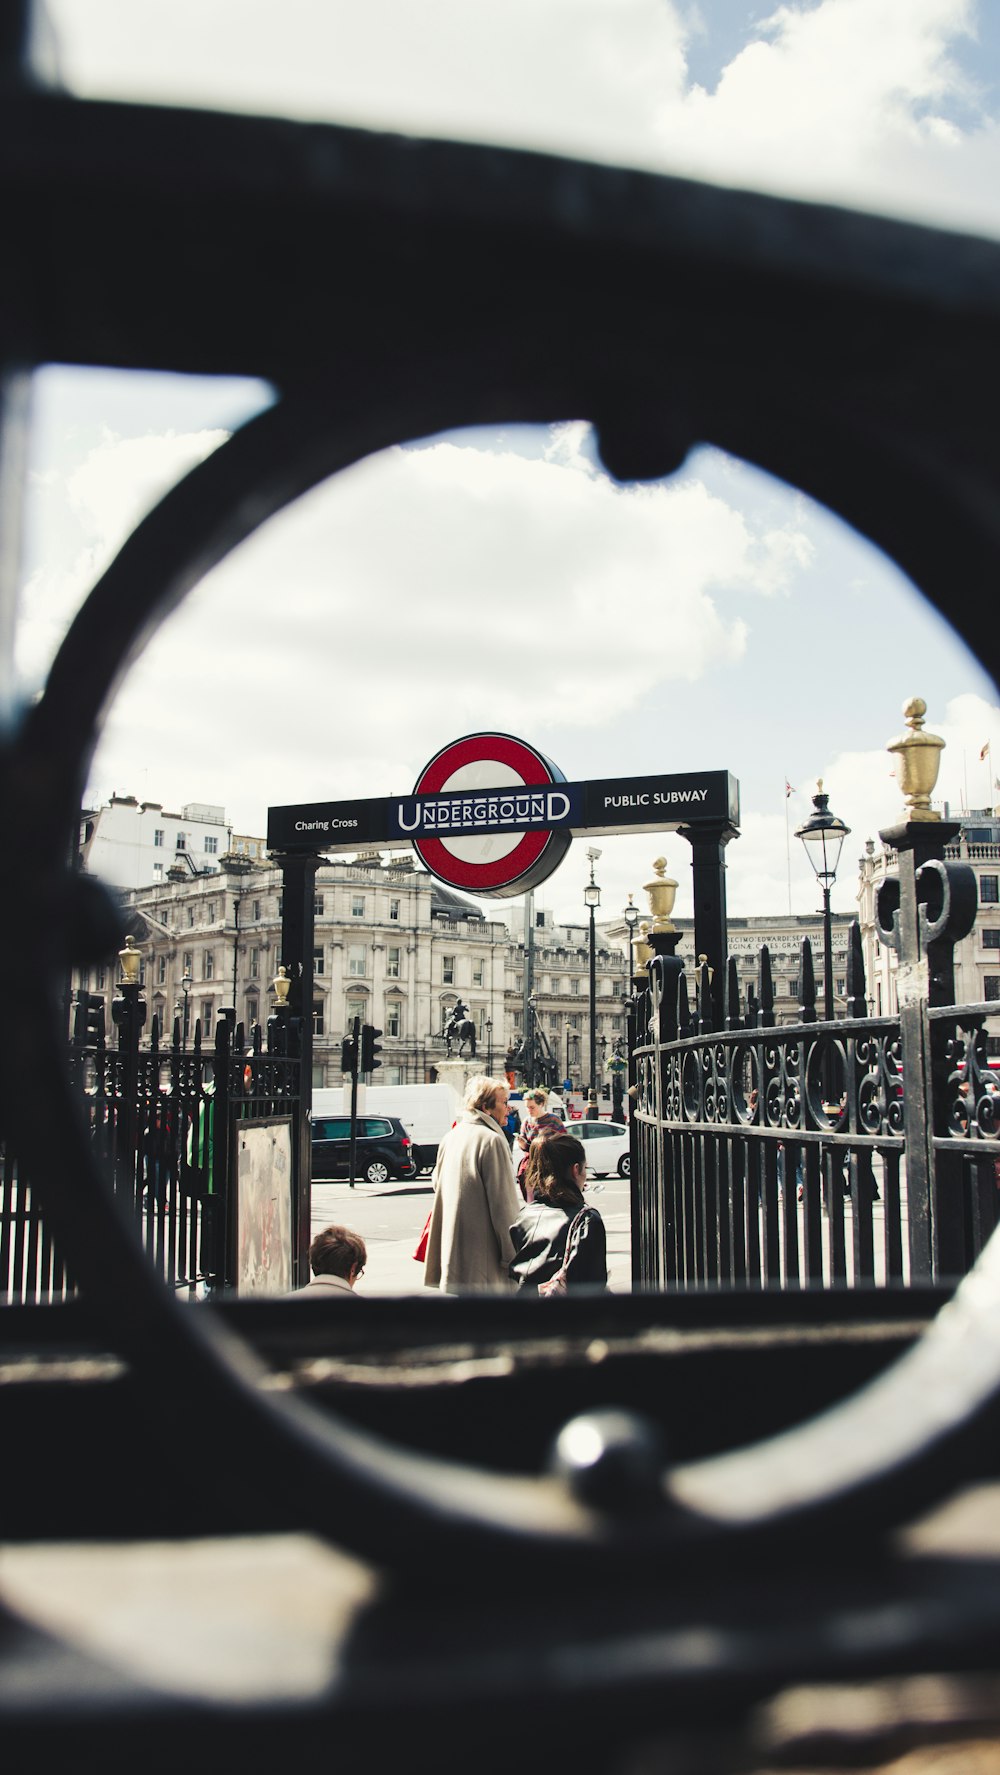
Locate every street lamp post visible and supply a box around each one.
[623,893,639,985]
[584,847,602,1108]
[180,968,192,1049]
[794,779,851,1022]
[486,1016,493,1074]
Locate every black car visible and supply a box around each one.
[311,1114,417,1185]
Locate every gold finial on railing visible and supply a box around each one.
[887,697,944,822]
[272,964,291,1004]
[643,856,678,933]
[118,933,142,985]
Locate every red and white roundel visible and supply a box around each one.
[412,733,571,898]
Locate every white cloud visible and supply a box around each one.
[65,426,812,820]
[17,427,229,688]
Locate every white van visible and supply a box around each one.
[311,1081,462,1174]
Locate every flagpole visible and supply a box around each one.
[963,749,969,814]
[784,782,793,915]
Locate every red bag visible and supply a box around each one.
[413,1210,432,1263]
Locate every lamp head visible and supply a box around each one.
[794,779,850,888]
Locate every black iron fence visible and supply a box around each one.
[632,861,1000,1292]
[1,990,300,1303]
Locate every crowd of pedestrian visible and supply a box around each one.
[298,1075,610,1299]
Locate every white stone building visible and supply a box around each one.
[79,794,233,890]
[75,852,510,1089]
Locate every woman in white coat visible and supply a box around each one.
[424,1076,521,1293]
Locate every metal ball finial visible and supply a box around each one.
[548,1408,667,1513]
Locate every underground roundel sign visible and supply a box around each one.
[409,733,572,898]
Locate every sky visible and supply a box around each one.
[15,0,1000,932]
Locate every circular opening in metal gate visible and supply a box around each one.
[11,354,1000,1571]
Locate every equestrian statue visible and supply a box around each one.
[443,1000,477,1059]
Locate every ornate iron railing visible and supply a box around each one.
[632,885,1000,1289]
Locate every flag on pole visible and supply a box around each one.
[785,780,795,798]
[981,740,991,762]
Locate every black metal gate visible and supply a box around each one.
[2,991,300,1303]
[631,817,1000,1290]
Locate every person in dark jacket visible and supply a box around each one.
[509,1133,607,1295]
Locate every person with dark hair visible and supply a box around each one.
[292,1224,367,1297]
[509,1133,608,1295]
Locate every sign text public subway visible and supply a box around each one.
[269,770,739,854]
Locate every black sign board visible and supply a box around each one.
[267,770,739,856]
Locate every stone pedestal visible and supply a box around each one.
[435,1058,481,1102]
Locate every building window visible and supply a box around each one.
[984,929,1000,949]
[389,898,400,921]
[176,833,186,851]
[386,1003,401,1038]
[568,1014,580,1031]
[387,946,401,978]
[472,959,484,987]
[515,974,523,993]
[314,947,325,976]
[182,951,193,975]
[314,895,324,916]
[351,895,365,917]
[246,999,258,1028]
[249,947,259,979]
[156,955,166,985]
[203,952,215,980]
[571,977,580,995]
[986,976,1000,1001]
[153,829,164,847]
[442,956,455,984]
[202,1001,213,1037]
[204,836,218,854]
[313,1000,325,1037]
[252,900,261,920]
[349,945,366,977]
[97,966,107,990]
[206,902,215,923]
[346,996,365,1028]
[981,875,999,904]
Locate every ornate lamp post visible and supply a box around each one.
[795,780,850,1022]
[584,847,602,1107]
[180,968,192,1050]
[486,1016,493,1074]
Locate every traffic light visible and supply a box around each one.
[73,990,105,1048]
[341,1033,357,1076]
[360,1024,383,1073]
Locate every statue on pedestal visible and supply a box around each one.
[443,1000,477,1059]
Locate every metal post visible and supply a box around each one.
[678,818,738,1025]
[275,849,321,1285]
[588,897,597,1100]
[348,1014,360,1189]
[822,884,834,1022]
